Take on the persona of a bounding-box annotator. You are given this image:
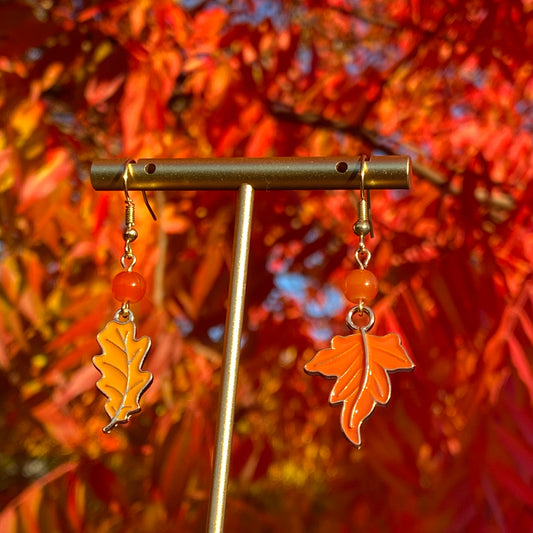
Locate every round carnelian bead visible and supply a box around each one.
[112,271,146,303]
[343,269,378,304]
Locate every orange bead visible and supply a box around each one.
[112,271,146,303]
[343,269,378,304]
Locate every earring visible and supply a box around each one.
[305,156,414,447]
[93,160,153,433]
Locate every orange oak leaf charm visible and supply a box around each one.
[93,317,152,433]
[305,331,414,447]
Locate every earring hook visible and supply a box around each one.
[353,155,374,239]
[360,156,366,201]
[121,159,157,221]
[360,155,373,239]
[122,159,134,204]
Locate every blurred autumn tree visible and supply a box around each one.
[1,0,533,531]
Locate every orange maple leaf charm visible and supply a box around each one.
[305,331,414,446]
[93,318,152,433]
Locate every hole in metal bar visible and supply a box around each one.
[145,163,157,174]
[335,161,348,173]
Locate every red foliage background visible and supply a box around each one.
[1,1,533,531]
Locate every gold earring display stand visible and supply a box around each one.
[90,155,412,533]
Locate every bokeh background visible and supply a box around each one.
[1,1,533,531]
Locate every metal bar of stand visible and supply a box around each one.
[91,155,411,191]
[207,184,254,533]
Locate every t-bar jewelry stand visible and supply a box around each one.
[91,155,411,533]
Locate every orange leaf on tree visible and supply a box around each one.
[305,331,414,446]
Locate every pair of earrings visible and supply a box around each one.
[92,158,414,446]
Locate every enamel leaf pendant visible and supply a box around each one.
[93,315,153,433]
[305,328,414,447]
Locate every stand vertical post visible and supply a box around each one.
[207,184,254,533]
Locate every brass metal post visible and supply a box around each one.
[207,184,254,533]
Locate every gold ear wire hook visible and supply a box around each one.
[353,155,374,239]
[141,190,157,221]
[121,159,157,221]
[361,157,374,239]
[122,159,134,204]
[360,156,366,202]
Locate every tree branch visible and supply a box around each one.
[267,102,515,213]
